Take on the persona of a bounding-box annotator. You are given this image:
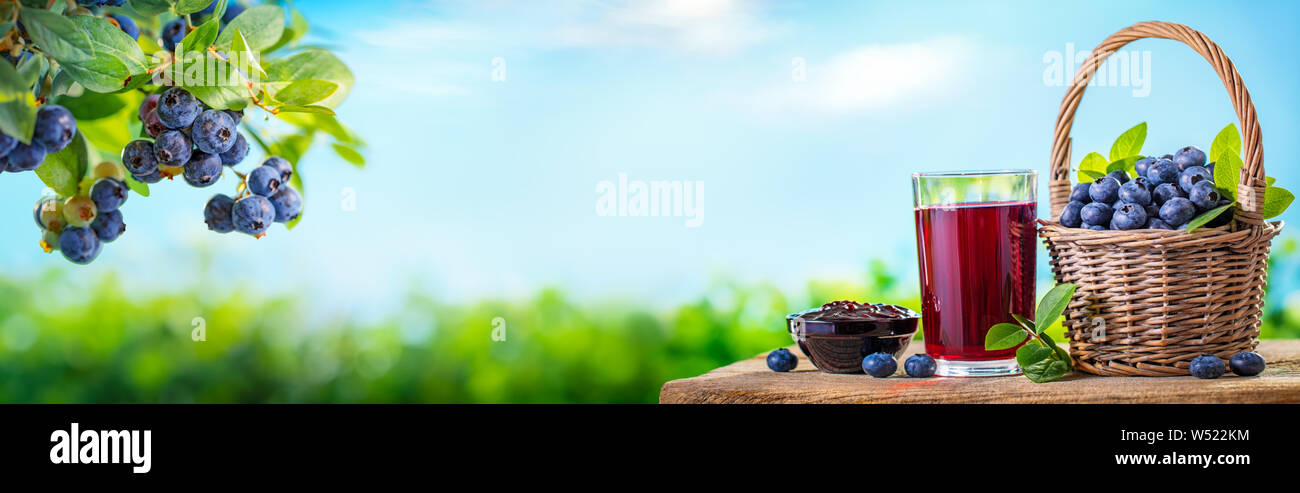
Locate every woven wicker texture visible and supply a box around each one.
[1040,21,1283,376]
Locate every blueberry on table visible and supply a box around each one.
[156,87,201,129]
[1069,183,1092,204]
[183,151,224,188]
[90,209,125,243]
[1152,182,1184,205]
[861,353,897,378]
[232,195,276,237]
[1134,156,1155,178]
[33,105,76,153]
[1173,145,1207,170]
[90,178,129,212]
[1189,180,1220,211]
[1060,201,1085,228]
[1228,352,1265,376]
[766,348,797,372]
[1118,180,1152,206]
[1080,202,1114,227]
[6,142,47,172]
[247,165,282,197]
[1159,197,1197,226]
[1179,166,1213,194]
[1089,176,1121,203]
[204,194,236,233]
[58,227,102,265]
[904,354,937,378]
[1189,355,1225,379]
[191,109,237,154]
[1145,159,1179,187]
[154,130,193,168]
[1110,202,1147,230]
[269,186,303,223]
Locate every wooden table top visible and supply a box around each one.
[659,340,1300,404]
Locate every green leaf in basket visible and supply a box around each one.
[1262,186,1294,220]
[1209,123,1241,164]
[1214,150,1243,201]
[986,323,1029,351]
[1035,283,1076,332]
[1107,155,1139,177]
[1078,152,1109,184]
[1109,122,1147,163]
[1185,203,1235,232]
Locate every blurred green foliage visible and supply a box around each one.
[0,239,1297,403]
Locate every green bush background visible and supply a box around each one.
[1,237,1296,403]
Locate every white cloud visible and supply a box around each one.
[555,0,771,54]
[760,37,976,114]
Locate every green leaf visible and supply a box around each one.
[1078,152,1108,184]
[1010,313,1034,331]
[181,16,221,55]
[1034,283,1076,332]
[175,0,214,15]
[19,8,94,63]
[264,48,353,109]
[332,143,365,168]
[36,132,90,198]
[272,79,338,106]
[1107,155,1139,176]
[1266,177,1277,186]
[1022,353,1071,383]
[0,61,37,144]
[1040,331,1071,367]
[276,104,336,115]
[124,174,150,197]
[1210,123,1241,163]
[215,5,285,52]
[131,0,173,17]
[1109,122,1147,163]
[1262,187,1294,220]
[1214,150,1243,201]
[57,91,128,121]
[1185,203,1235,232]
[985,323,1028,351]
[16,52,48,89]
[59,16,150,93]
[1016,343,1053,370]
[229,28,267,79]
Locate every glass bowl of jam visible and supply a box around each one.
[786,300,920,374]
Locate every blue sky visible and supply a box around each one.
[1,0,1298,316]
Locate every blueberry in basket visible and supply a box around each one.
[786,300,919,374]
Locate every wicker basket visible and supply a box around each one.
[1039,21,1284,376]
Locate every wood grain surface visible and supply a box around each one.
[659,340,1300,404]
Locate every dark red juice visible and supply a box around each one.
[913,201,1036,361]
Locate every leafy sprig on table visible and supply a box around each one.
[984,283,1077,383]
[1075,123,1291,231]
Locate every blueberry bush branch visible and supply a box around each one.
[2,0,361,264]
[985,283,1077,383]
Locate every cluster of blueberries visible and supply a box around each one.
[1190,352,1266,379]
[124,87,248,187]
[766,348,939,378]
[162,1,248,52]
[203,156,302,238]
[1060,145,1230,231]
[0,105,77,175]
[34,162,132,264]
[124,87,301,238]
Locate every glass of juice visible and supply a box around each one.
[912,170,1037,377]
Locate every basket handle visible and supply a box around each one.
[1049,21,1266,227]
